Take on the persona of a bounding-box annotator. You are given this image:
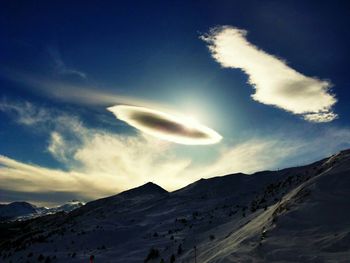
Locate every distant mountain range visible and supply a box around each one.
[0,200,85,222]
[0,149,350,262]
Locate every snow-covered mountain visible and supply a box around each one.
[0,149,350,262]
[0,200,85,222]
[0,202,38,221]
[49,200,85,214]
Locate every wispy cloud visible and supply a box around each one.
[48,47,87,79]
[47,132,70,162]
[201,26,337,122]
[0,154,117,207]
[0,99,50,125]
[1,100,349,206]
[0,70,173,112]
[0,133,292,206]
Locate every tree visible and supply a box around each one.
[194,246,197,263]
[177,244,183,255]
[144,248,159,262]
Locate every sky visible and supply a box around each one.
[0,0,349,206]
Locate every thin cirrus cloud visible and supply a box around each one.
[47,47,87,79]
[201,26,337,122]
[0,99,50,125]
[0,70,176,112]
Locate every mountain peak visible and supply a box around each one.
[5,201,37,209]
[0,201,38,219]
[2,150,350,262]
[119,182,168,198]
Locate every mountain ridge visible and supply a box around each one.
[0,149,349,262]
[0,200,85,222]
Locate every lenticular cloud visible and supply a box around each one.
[202,26,337,122]
[107,105,222,145]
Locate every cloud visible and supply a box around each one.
[303,112,338,123]
[0,101,291,205]
[107,105,222,145]
[201,26,337,122]
[0,70,174,112]
[194,139,300,177]
[0,154,118,207]
[0,134,293,206]
[1,100,349,206]
[48,47,87,79]
[0,99,85,134]
[0,99,50,125]
[47,132,70,162]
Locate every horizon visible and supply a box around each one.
[1,147,346,208]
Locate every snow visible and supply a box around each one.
[1,149,350,262]
[0,200,85,222]
[0,202,37,220]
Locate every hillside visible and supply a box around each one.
[0,150,349,262]
[0,201,85,222]
[0,202,38,221]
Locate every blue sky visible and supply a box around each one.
[1,0,349,206]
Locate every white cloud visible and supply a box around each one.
[0,101,296,204]
[303,112,338,123]
[0,154,118,206]
[0,99,50,125]
[201,26,337,122]
[47,132,69,162]
[107,105,222,145]
[0,133,295,206]
[1,100,349,206]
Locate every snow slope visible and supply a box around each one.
[0,201,85,222]
[192,150,350,263]
[0,150,349,262]
[50,200,85,214]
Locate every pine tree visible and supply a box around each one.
[144,248,159,262]
[177,244,183,255]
